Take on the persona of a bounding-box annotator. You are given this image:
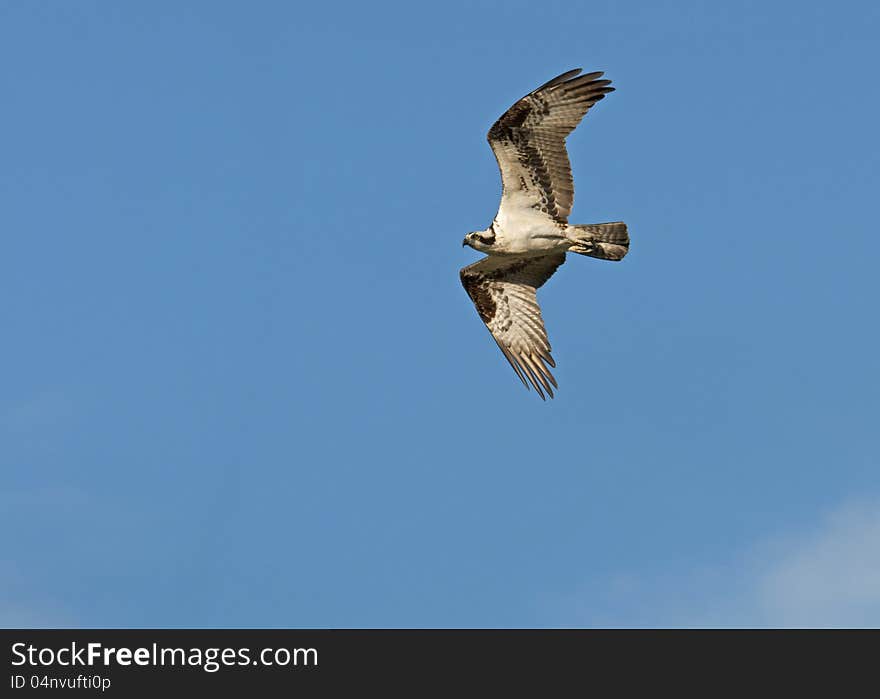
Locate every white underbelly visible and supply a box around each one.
[494,212,565,254]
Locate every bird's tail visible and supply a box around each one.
[566,222,629,261]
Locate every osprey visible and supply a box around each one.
[460,68,629,400]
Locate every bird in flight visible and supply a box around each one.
[460,68,629,400]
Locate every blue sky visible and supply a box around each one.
[2,1,879,627]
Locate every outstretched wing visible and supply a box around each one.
[488,69,614,225]
[460,253,566,399]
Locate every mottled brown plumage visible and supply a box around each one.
[460,253,565,399]
[488,69,614,224]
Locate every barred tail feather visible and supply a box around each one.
[567,222,629,261]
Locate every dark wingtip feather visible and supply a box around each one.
[533,68,582,93]
[521,361,547,400]
[494,339,530,389]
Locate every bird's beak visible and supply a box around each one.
[462,237,468,247]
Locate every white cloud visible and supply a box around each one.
[754,500,880,627]
[559,497,880,628]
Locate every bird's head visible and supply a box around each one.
[463,229,495,252]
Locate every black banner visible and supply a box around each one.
[2,629,875,694]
